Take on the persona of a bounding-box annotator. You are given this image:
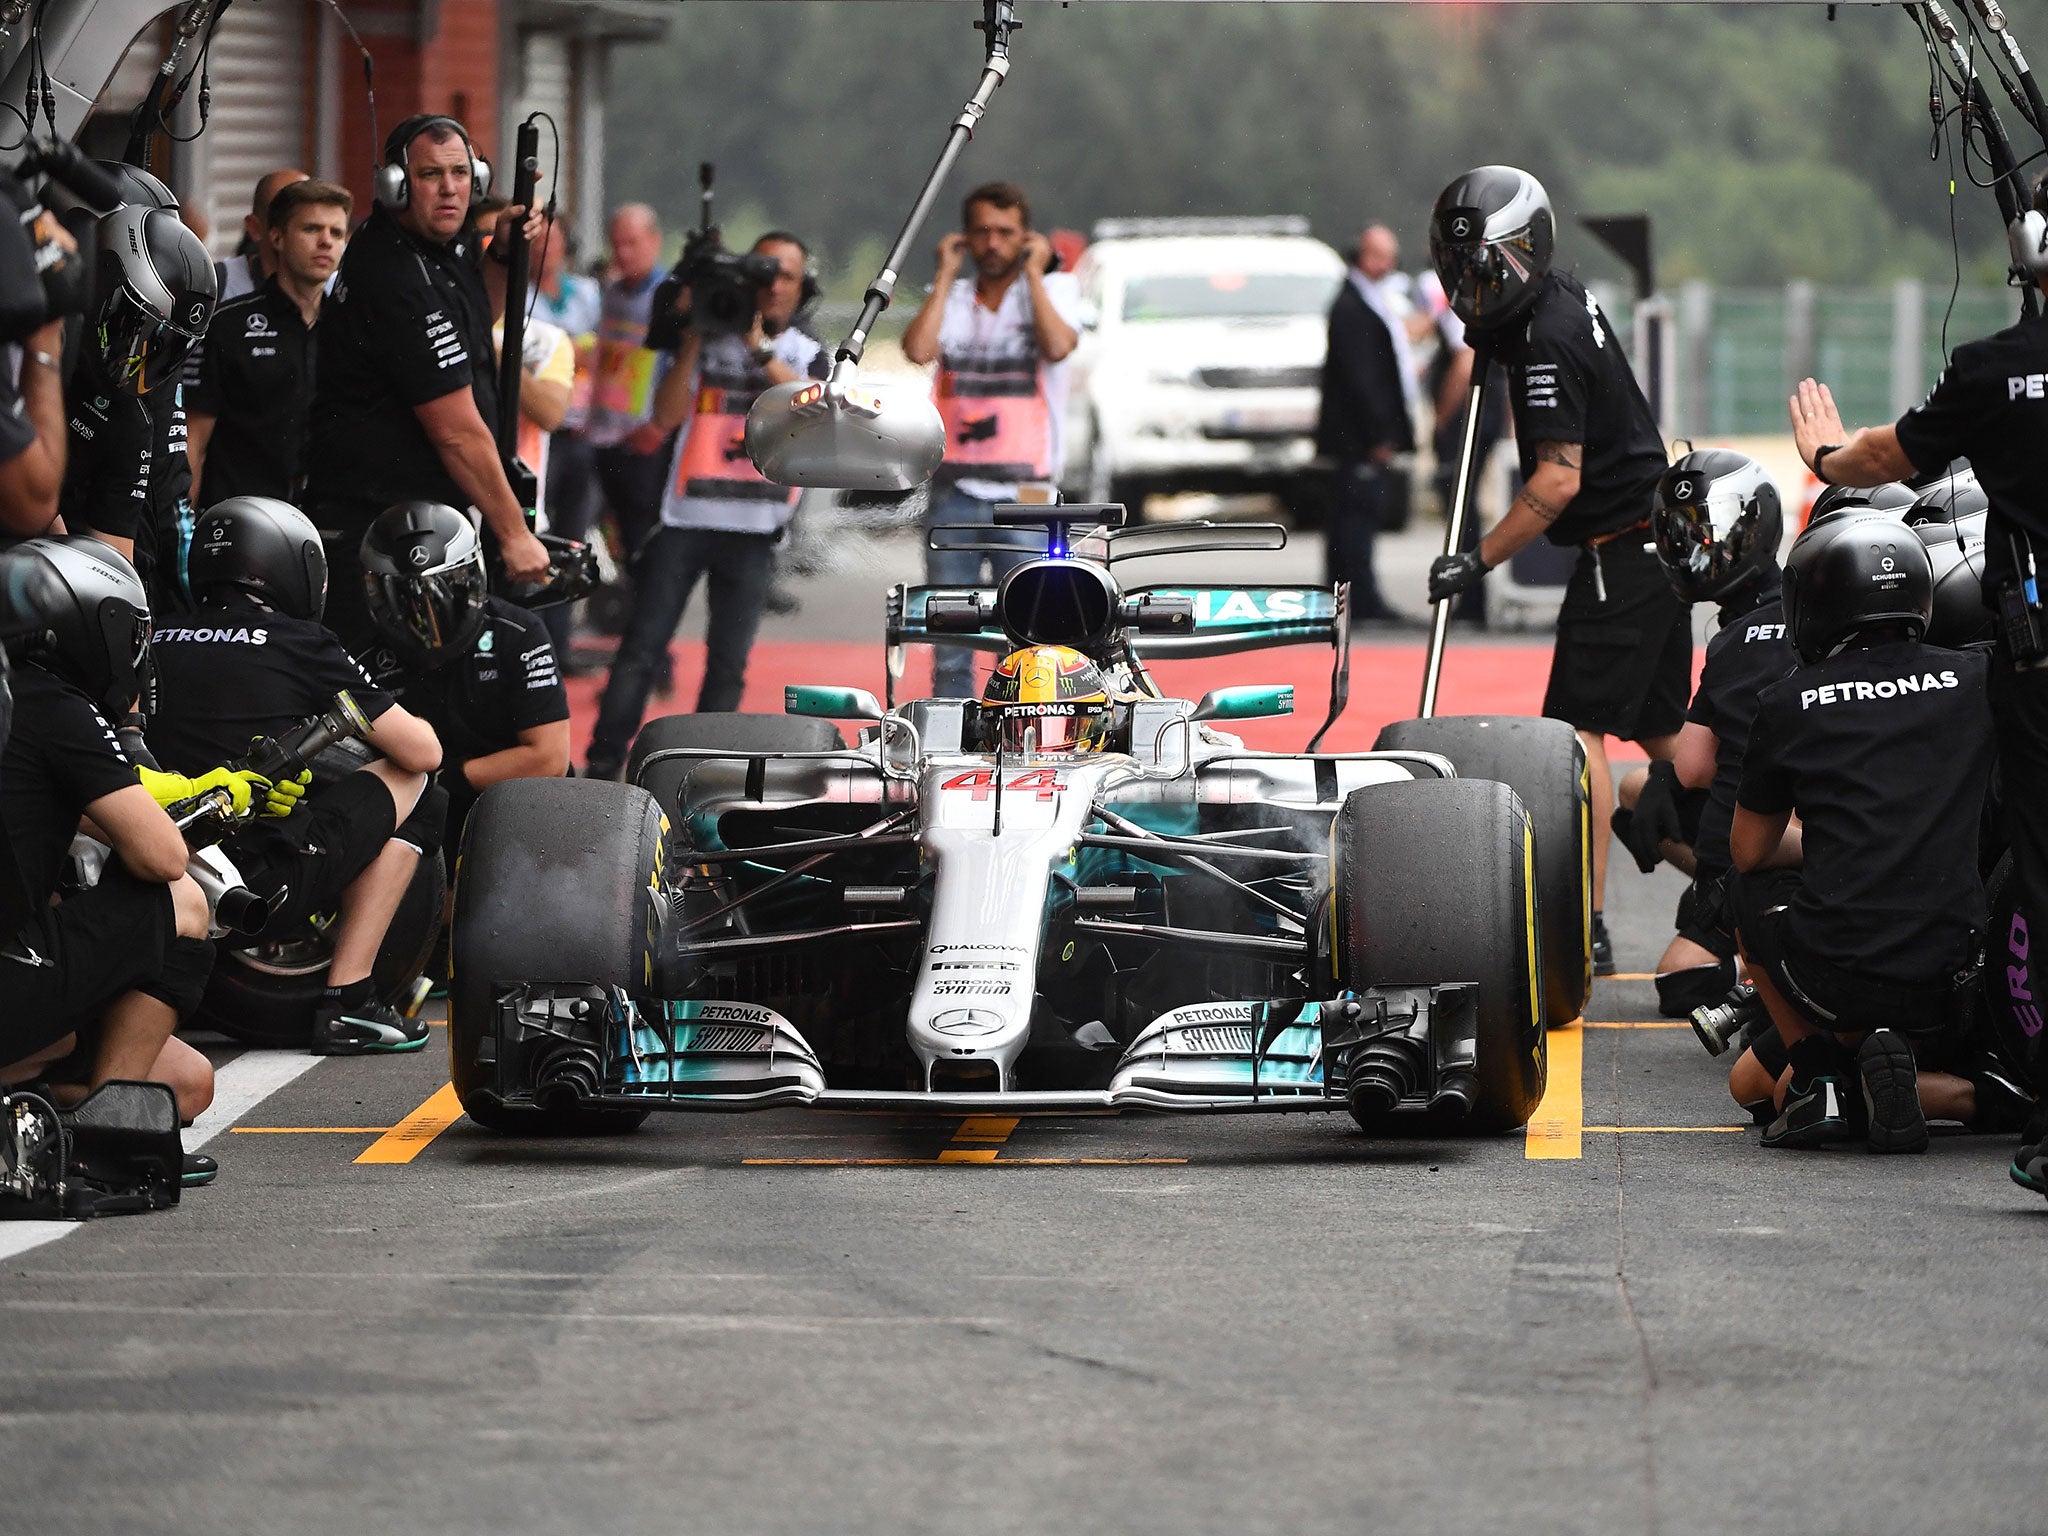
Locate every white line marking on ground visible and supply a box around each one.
[0,1051,322,1264]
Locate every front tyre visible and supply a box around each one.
[1334,776,1546,1133]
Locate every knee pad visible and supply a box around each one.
[141,936,215,1019]
[395,779,449,860]
[1749,1023,1791,1080]
[1656,960,1736,1019]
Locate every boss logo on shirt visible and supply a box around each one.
[1798,669,1959,710]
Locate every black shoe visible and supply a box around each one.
[763,583,802,616]
[583,752,623,783]
[1591,912,1616,977]
[2011,1105,2048,1194]
[181,1153,217,1188]
[1762,1073,1855,1147]
[310,996,430,1056]
[1856,1030,1928,1153]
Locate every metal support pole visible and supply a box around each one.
[1419,358,1490,720]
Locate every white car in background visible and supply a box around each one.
[1063,217,1346,519]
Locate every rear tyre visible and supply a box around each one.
[449,778,663,1135]
[627,713,846,819]
[1334,776,1546,1133]
[1373,715,1592,1031]
[192,851,447,1048]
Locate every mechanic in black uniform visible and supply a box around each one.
[146,497,447,1054]
[0,537,227,1121]
[358,501,569,849]
[1609,450,1797,1019]
[1785,173,2048,1180]
[60,192,215,610]
[1423,166,1686,975]
[1729,513,1999,1152]
[185,179,351,506]
[301,115,549,652]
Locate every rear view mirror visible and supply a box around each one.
[786,684,884,722]
[1192,685,1294,722]
[745,375,946,491]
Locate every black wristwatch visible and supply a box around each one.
[1811,443,1843,484]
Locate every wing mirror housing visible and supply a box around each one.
[745,372,946,491]
[785,685,885,722]
[1192,684,1295,722]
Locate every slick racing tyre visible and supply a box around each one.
[627,713,846,821]
[1334,776,1546,1133]
[191,851,447,1048]
[449,778,663,1135]
[1373,715,1592,1031]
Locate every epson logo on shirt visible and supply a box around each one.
[1744,623,1787,642]
[2007,374,2048,400]
[1799,669,1959,709]
[1524,363,1559,406]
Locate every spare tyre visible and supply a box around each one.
[1374,714,1591,1030]
[449,777,663,1135]
[627,712,846,818]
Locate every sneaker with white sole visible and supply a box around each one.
[309,996,429,1056]
[1761,1073,1855,1148]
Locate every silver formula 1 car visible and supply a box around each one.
[448,505,1591,1137]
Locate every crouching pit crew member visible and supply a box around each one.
[360,502,569,847]
[583,232,827,780]
[1423,166,1687,976]
[0,537,218,1124]
[1617,450,1796,1019]
[145,497,446,1053]
[1729,513,2006,1151]
[301,114,549,652]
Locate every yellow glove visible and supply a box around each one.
[135,764,267,818]
[261,768,312,818]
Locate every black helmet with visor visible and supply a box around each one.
[1652,449,1783,604]
[360,502,490,666]
[0,536,153,716]
[1429,166,1555,333]
[91,203,215,396]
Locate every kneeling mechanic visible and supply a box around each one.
[145,497,445,1053]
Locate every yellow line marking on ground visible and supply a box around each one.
[952,1116,1020,1143]
[231,1126,395,1135]
[1525,1027,1584,1160]
[1582,1021,1689,1029]
[936,1148,1000,1163]
[740,1158,1189,1167]
[354,1083,465,1165]
[1583,1125,1746,1134]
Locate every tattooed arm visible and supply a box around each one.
[1476,440,1582,567]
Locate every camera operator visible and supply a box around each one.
[1612,451,1797,1018]
[146,497,445,1054]
[359,502,568,845]
[582,232,826,780]
[0,537,218,1123]
[1423,167,1686,976]
[901,181,1081,700]
[301,114,549,653]
[1729,514,1998,1152]
[185,179,350,507]
[59,192,215,609]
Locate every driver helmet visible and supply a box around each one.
[359,501,490,666]
[89,202,215,396]
[0,535,152,715]
[1651,449,1783,604]
[1428,165,1555,333]
[981,645,1113,754]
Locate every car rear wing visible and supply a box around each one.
[886,579,1353,750]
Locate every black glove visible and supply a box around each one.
[1618,758,1686,874]
[1427,549,1491,603]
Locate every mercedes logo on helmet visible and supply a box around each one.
[407,544,430,568]
[1673,478,1694,501]
[1450,215,1471,238]
[187,302,207,329]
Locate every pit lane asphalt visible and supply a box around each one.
[4,852,2044,1536]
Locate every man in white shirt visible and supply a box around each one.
[902,181,1082,698]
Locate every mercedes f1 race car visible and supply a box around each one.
[449,505,1591,1137]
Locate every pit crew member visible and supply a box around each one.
[145,497,445,1054]
[901,182,1083,700]
[1423,166,1684,976]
